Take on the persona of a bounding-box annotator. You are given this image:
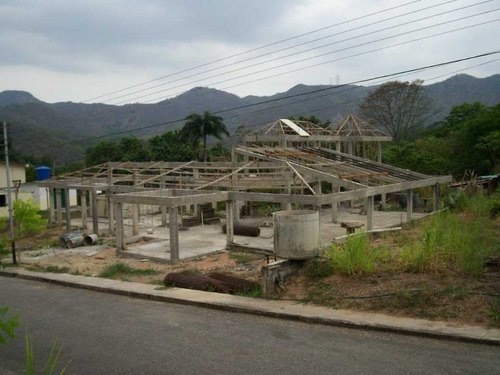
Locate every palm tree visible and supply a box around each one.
[181,111,230,161]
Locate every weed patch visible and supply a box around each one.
[98,262,160,279]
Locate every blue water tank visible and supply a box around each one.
[36,166,51,181]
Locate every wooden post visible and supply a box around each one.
[56,189,62,225]
[336,141,341,153]
[48,188,55,224]
[380,193,387,210]
[377,141,382,163]
[114,203,124,250]
[91,190,99,234]
[407,189,413,222]
[80,191,87,230]
[169,206,179,261]
[433,183,440,211]
[348,141,353,155]
[225,200,234,245]
[366,196,374,231]
[64,189,71,233]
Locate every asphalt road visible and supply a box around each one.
[1,277,498,374]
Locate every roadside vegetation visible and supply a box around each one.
[292,190,500,327]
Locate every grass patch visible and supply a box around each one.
[228,252,261,264]
[235,285,262,298]
[98,262,160,279]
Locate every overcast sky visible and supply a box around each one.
[1,0,498,104]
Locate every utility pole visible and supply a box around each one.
[3,121,16,265]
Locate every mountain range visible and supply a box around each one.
[0,73,499,163]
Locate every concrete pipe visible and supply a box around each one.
[83,233,99,246]
[273,210,320,259]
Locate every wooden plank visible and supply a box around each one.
[285,161,316,195]
[340,171,389,179]
[195,161,254,190]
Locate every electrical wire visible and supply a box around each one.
[81,0,425,103]
[103,0,478,104]
[72,51,500,143]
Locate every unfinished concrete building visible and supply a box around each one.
[38,117,451,263]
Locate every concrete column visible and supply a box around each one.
[225,200,234,245]
[48,188,55,224]
[193,169,200,217]
[331,200,338,223]
[160,178,167,226]
[313,181,322,212]
[433,183,440,211]
[407,189,413,223]
[91,190,99,234]
[114,203,124,250]
[108,192,114,235]
[380,193,387,210]
[132,205,140,235]
[281,182,292,211]
[169,207,179,261]
[64,189,71,233]
[56,189,62,225]
[366,196,374,231]
[80,191,87,230]
[377,141,382,163]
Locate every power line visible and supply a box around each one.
[103,0,473,104]
[73,51,499,143]
[81,0,424,103]
[68,6,499,127]
[139,15,500,104]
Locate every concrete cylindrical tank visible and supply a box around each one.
[273,210,320,259]
[36,166,51,181]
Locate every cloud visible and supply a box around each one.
[0,0,498,103]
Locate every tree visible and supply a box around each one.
[84,141,121,166]
[359,80,436,142]
[149,131,195,161]
[181,111,229,161]
[118,137,150,162]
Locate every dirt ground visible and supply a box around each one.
[19,244,266,286]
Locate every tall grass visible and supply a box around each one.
[327,233,376,276]
[400,193,498,275]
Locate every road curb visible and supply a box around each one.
[2,268,499,346]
